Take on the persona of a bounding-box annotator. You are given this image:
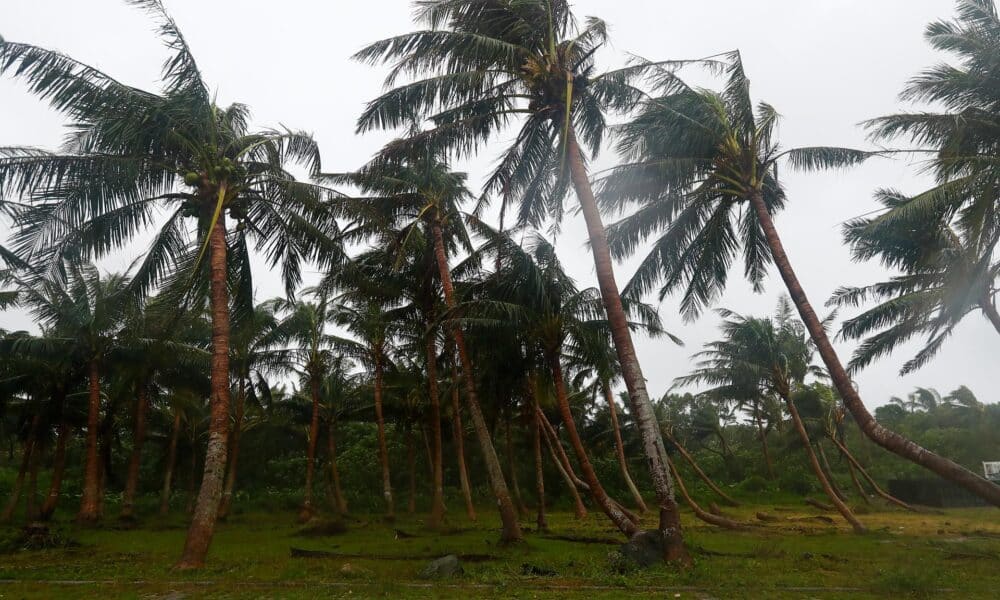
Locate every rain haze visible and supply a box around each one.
[0,0,993,409]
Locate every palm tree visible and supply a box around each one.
[603,52,1000,505]
[0,1,340,566]
[676,299,866,532]
[356,0,686,558]
[831,189,998,374]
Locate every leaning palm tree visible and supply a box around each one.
[831,188,999,374]
[603,52,1000,505]
[356,0,686,559]
[0,1,340,566]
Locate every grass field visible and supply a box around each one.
[1,503,998,599]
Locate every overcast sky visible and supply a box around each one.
[1,0,994,408]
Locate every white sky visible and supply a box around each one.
[0,0,995,408]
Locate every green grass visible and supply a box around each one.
[1,503,998,598]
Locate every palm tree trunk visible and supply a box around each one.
[533,400,548,532]
[432,219,521,543]
[373,351,395,520]
[26,440,41,522]
[504,408,529,518]
[160,408,182,516]
[78,358,103,524]
[450,370,476,522]
[536,406,589,519]
[603,382,648,513]
[549,354,638,536]
[755,411,776,479]
[219,377,246,520]
[566,129,687,561]
[425,331,445,529]
[830,436,917,512]
[406,423,417,514]
[327,415,348,514]
[300,376,322,522]
[662,429,739,507]
[748,189,1000,506]
[121,383,150,521]
[981,298,1000,335]
[667,457,744,530]
[1,414,39,523]
[783,393,866,533]
[177,210,232,569]
[843,450,871,505]
[817,443,849,503]
[40,420,69,521]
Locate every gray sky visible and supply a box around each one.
[0,0,994,408]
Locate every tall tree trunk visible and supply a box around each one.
[121,383,150,521]
[749,189,1000,506]
[783,393,866,533]
[40,420,69,521]
[537,407,589,519]
[566,129,687,562]
[1,414,39,523]
[450,370,476,522]
[160,408,182,516]
[549,353,638,536]
[667,457,745,530]
[755,410,776,479]
[662,429,739,507]
[533,401,548,532]
[504,408,529,518]
[432,219,521,543]
[25,438,41,522]
[843,450,871,505]
[603,382,648,513]
[425,331,445,529]
[817,443,849,503]
[300,375,322,522]
[373,351,395,520]
[219,377,246,520]
[177,209,232,569]
[830,436,917,512]
[327,415,348,515]
[406,423,417,514]
[77,358,103,524]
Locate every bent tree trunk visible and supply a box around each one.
[536,407,590,519]
[755,411,776,479]
[373,351,395,520]
[817,443,849,503]
[40,420,69,520]
[566,129,687,562]
[504,408,529,518]
[450,368,476,521]
[121,383,150,521]
[219,377,246,520]
[666,457,744,530]
[177,210,232,569]
[78,358,103,524]
[784,393,866,533]
[830,436,917,512]
[300,376,322,521]
[160,408,182,516]
[1,413,40,523]
[749,190,1000,506]
[533,399,548,532]
[662,429,739,507]
[549,354,638,536]
[432,219,521,543]
[604,382,648,513]
[425,331,445,529]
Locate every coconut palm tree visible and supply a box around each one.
[830,189,998,375]
[355,0,686,558]
[675,299,866,532]
[603,51,1000,506]
[0,1,340,566]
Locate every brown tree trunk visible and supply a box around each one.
[177,208,231,569]
[40,420,69,521]
[537,407,589,519]
[756,410,776,479]
[549,354,638,536]
[218,377,245,520]
[425,331,445,529]
[77,358,103,524]
[25,438,41,522]
[373,351,395,520]
[566,129,687,562]
[160,408,182,516]
[783,393,866,533]
[432,219,521,543]
[300,376,322,522]
[533,401,548,532]
[121,383,150,521]
[604,382,648,513]
[2,414,40,523]
[450,370,476,522]
[327,415,348,515]
[538,408,591,494]
[667,457,745,530]
[843,450,871,505]
[830,436,917,512]
[504,408,529,518]
[817,443,849,503]
[662,429,739,507]
[749,189,1000,506]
